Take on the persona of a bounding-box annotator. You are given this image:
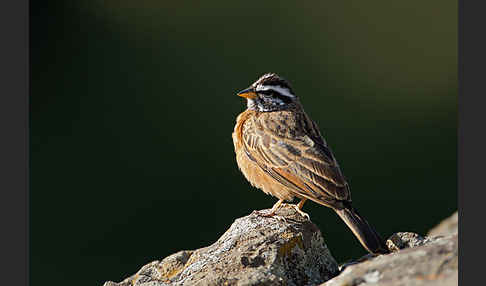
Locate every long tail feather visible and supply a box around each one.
[335,205,389,254]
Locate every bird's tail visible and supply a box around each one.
[334,204,389,254]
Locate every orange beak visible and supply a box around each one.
[237,88,257,99]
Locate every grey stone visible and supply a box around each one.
[104,209,459,286]
[322,232,458,286]
[103,204,340,286]
[386,232,435,252]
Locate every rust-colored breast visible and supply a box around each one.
[232,110,296,201]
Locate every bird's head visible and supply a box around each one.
[237,73,299,112]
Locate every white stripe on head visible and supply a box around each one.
[255,84,295,98]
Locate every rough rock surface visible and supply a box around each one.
[104,204,339,286]
[323,233,458,286]
[386,232,435,252]
[104,209,458,286]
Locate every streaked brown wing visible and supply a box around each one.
[242,113,350,204]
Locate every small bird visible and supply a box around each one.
[232,73,389,254]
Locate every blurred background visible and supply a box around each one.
[30,1,457,285]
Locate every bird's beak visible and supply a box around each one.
[237,88,257,99]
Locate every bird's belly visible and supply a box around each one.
[235,148,295,201]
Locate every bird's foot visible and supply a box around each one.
[253,210,288,223]
[252,199,287,222]
[291,204,311,221]
[252,209,277,217]
[291,199,311,221]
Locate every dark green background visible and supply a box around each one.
[31,1,457,285]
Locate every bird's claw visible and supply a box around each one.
[292,205,311,221]
[253,210,288,223]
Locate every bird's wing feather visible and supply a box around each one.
[242,113,350,203]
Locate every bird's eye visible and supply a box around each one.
[258,89,273,96]
[258,88,293,104]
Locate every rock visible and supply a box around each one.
[427,212,458,237]
[103,204,340,286]
[104,209,459,286]
[386,232,435,252]
[322,232,458,286]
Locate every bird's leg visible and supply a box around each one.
[253,199,285,218]
[292,198,310,220]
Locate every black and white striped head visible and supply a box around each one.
[237,73,298,112]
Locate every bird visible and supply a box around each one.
[232,73,389,255]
